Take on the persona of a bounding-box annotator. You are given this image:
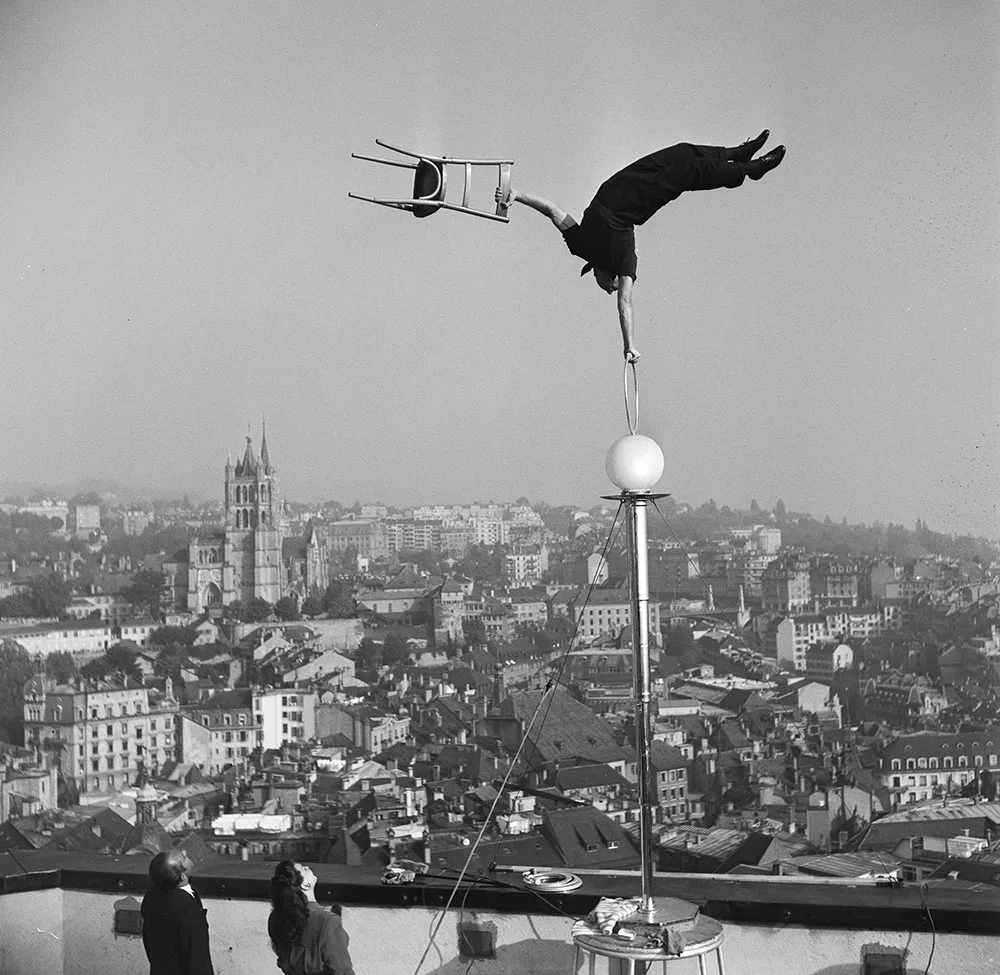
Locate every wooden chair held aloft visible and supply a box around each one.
[350,140,513,222]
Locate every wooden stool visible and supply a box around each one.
[572,914,726,975]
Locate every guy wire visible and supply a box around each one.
[412,503,628,974]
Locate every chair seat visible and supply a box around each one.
[411,159,445,217]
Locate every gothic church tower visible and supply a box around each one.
[222,423,286,606]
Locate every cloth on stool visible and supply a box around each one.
[592,896,642,935]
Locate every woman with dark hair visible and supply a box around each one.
[267,861,355,975]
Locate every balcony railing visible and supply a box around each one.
[0,850,996,974]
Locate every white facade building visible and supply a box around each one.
[253,688,317,750]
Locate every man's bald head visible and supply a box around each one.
[149,850,191,892]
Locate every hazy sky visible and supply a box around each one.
[3,2,997,536]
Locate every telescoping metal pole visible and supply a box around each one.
[625,491,656,920]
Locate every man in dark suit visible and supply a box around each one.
[141,849,215,975]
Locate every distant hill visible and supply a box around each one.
[0,479,209,506]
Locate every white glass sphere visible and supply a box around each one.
[605,434,664,492]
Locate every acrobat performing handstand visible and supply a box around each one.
[496,132,786,362]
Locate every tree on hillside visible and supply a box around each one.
[0,641,37,743]
[662,625,700,672]
[45,651,77,684]
[383,633,409,666]
[337,545,359,571]
[0,592,35,620]
[242,597,272,623]
[121,569,167,617]
[153,644,190,683]
[149,625,198,647]
[0,573,73,620]
[301,594,323,618]
[462,618,487,647]
[322,580,355,618]
[81,642,142,683]
[356,636,381,669]
[275,596,300,622]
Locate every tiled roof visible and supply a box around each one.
[542,806,641,869]
[555,764,629,791]
[659,826,748,861]
[585,589,630,606]
[717,719,752,751]
[649,741,688,772]
[428,831,562,873]
[498,688,632,766]
[880,730,1000,762]
[792,852,903,878]
[876,800,1000,825]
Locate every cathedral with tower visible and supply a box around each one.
[164,425,327,614]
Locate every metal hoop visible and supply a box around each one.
[623,359,639,435]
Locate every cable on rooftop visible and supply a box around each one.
[412,503,629,973]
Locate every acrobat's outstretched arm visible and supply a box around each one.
[496,187,577,232]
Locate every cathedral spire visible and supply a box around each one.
[239,434,258,475]
[260,419,272,474]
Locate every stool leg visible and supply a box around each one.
[716,947,726,975]
[698,954,707,975]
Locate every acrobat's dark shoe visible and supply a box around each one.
[727,129,769,162]
[748,145,786,180]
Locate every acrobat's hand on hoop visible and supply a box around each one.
[349,140,514,223]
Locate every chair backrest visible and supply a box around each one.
[411,159,446,217]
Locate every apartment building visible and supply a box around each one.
[325,518,389,557]
[730,553,774,599]
[180,691,256,775]
[503,545,549,587]
[4,620,115,661]
[658,548,702,598]
[650,740,689,821]
[22,676,179,795]
[569,589,662,646]
[314,702,410,753]
[385,519,442,552]
[253,687,317,750]
[121,510,154,535]
[761,556,813,612]
[64,595,135,623]
[501,589,549,628]
[727,526,782,555]
[809,558,860,610]
[770,607,900,672]
[877,732,1000,806]
[470,518,510,546]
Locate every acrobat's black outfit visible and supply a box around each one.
[562,143,755,280]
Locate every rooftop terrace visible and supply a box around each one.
[0,851,996,974]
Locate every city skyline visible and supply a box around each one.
[1,446,994,544]
[3,3,997,539]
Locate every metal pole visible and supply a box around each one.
[626,493,656,919]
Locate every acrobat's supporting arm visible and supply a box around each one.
[617,276,639,362]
